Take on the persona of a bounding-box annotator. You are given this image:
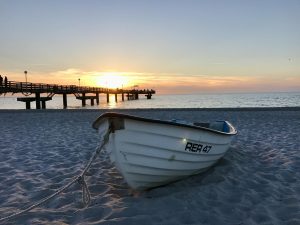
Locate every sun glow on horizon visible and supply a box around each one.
[95,72,131,89]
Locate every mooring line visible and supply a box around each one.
[0,127,112,223]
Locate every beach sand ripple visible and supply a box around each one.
[0,109,299,224]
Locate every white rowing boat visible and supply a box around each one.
[93,113,237,190]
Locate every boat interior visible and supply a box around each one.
[194,121,230,133]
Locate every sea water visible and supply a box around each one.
[0,92,299,109]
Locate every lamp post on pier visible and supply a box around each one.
[78,78,81,93]
[24,71,28,83]
[23,70,29,94]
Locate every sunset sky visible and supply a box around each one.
[1,0,299,94]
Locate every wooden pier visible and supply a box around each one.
[0,81,155,109]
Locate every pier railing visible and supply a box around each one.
[0,81,155,95]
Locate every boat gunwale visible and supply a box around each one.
[92,112,237,135]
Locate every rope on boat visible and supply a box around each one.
[0,126,112,223]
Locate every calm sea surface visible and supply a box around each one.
[0,92,299,110]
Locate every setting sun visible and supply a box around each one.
[96,72,130,89]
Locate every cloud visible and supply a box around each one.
[3,67,299,93]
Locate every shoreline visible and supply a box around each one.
[0,106,300,113]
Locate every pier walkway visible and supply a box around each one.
[0,81,155,109]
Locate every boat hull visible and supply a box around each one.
[94,113,237,190]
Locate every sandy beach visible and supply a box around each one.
[0,108,299,225]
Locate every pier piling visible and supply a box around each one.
[106,93,109,103]
[82,93,86,106]
[146,93,152,99]
[41,100,46,109]
[26,101,31,109]
[96,93,99,105]
[35,93,41,109]
[63,93,68,108]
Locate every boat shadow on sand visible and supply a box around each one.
[138,146,239,199]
